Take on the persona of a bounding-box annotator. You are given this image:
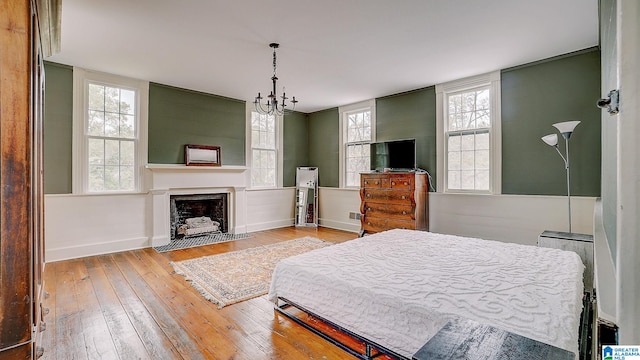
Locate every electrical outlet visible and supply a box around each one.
[349,212,362,220]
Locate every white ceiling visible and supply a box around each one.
[47,0,599,113]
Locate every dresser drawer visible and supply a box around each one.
[389,176,413,189]
[361,176,389,188]
[362,202,387,217]
[387,203,415,219]
[386,218,415,230]
[361,189,388,202]
[361,215,389,233]
[387,190,413,204]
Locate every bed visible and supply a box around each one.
[267,229,585,359]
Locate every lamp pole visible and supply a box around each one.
[542,120,580,234]
[564,138,572,234]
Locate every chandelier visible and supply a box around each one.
[254,43,297,116]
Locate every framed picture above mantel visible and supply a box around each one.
[184,144,221,166]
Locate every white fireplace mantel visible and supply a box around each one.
[146,164,249,246]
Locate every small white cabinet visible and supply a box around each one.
[539,230,594,294]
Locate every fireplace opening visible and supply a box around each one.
[170,193,228,241]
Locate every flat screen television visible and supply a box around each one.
[370,139,416,172]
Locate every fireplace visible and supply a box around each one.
[146,164,248,247]
[170,193,228,240]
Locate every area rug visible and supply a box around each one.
[153,232,251,253]
[171,237,332,308]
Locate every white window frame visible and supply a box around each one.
[72,68,149,194]
[339,99,376,188]
[435,71,501,194]
[246,103,283,189]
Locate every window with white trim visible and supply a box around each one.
[249,111,278,188]
[339,100,375,188]
[73,69,148,194]
[436,72,501,194]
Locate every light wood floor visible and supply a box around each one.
[40,227,361,360]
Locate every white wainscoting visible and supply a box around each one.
[318,187,362,233]
[316,188,596,246]
[45,187,596,262]
[245,188,296,232]
[45,194,148,262]
[429,193,596,246]
[44,188,297,262]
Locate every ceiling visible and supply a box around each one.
[47,0,599,113]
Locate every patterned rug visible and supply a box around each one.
[153,232,251,253]
[171,237,332,308]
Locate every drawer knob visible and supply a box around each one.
[401,195,406,199]
[392,181,395,185]
[367,222,371,225]
[404,182,408,185]
[402,211,407,215]
[375,181,379,185]
[367,207,372,211]
[367,194,371,197]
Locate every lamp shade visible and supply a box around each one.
[552,121,581,139]
[541,133,558,147]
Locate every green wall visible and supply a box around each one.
[43,62,73,194]
[43,48,601,196]
[376,87,437,189]
[148,83,246,165]
[283,111,309,187]
[308,108,340,187]
[501,48,601,196]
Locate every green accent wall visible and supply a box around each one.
[148,83,246,165]
[43,48,601,196]
[376,87,437,189]
[501,49,601,196]
[43,62,73,194]
[308,108,340,187]
[283,111,309,187]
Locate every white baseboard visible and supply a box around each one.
[319,218,360,233]
[246,219,294,233]
[46,236,149,263]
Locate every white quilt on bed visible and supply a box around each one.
[267,229,584,358]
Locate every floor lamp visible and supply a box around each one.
[541,120,581,233]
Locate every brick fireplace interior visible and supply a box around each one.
[169,193,228,241]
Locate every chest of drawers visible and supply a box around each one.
[359,172,428,236]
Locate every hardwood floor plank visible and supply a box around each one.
[111,250,210,359]
[97,255,181,359]
[53,260,89,360]
[132,248,270,359]
[42,227,361,360]
[73,258,120,360]
[84,256,152,360]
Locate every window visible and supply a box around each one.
[249,110,279,188]
[73,69,148,194]
[340,100,375,188]
[436,72,501,194]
